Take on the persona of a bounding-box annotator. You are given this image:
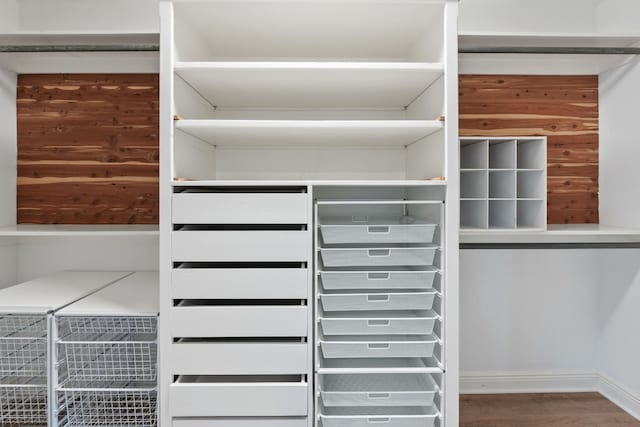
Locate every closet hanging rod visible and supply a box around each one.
[460,46,640,55]
[0,44,159,53]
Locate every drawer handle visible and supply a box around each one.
[368,319,390,326]
[367,418,390,423]
[368,226,390,234]
[368,272,390,280]
[367,294,390,302]
[352,215,369,223]
[368,343,390,350]
[368,249,390,257]
[368,393,390,400]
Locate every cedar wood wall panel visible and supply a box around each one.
[17,74,159,224]
[459,75,599,224]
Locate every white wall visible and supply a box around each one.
[597,0,640,34]
[0,68,17,289]
[459,0,599,34]
[460,250,601,384]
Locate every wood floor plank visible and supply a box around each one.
[460,393,640,427]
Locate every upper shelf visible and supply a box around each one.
[175,120,443,148]
[173,1,445,62]
[0,224,159,237]
[175,62,443,109]
[459,31,640,75]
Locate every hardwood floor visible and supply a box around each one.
[460,393,640,427]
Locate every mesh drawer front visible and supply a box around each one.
[0,315,47,338]
[0,338,47,377]
[320,292,436,312]
[320,271,437,291]
[320,248,437,268]
[320,415,437,427]
[320,223,436,245]
[62,342,158,382]
[63,389,157,426]
[0,385,48,425]
[320,317,436,336]
[58,316,157,341]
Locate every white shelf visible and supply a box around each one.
[459,31,640,48]
[175,62,443,109]
[175,120,443,148]
[0,271,131,314]
[0,224,159,237]
[173,180,447,187]
[57,272,159,316]
[460,225,640,245]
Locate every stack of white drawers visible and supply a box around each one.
[315,201,444,427]
[169,187,313,427]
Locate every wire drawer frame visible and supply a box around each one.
[0,384,48,425]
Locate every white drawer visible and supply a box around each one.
[320,338,436,359]
[170,379,308,417]
[173,418,308,427]
[320,218,436,245]
[172,230,309,262]
[172,268,308,299]
[320,247,436,268]
[171,305,308,337]
[319,373,439,407]
[320,270,436,291]
[320,316,436,336]
[173,192,309,224]
[320,292,436,312]
[320,413,437,427]
[170,342,307,375]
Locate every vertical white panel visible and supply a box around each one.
[0,68,17,288]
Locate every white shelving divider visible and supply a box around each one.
[460,136,547,231]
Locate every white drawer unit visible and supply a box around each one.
[319,270,437,291]
[173,191,309,224]
[319,247,437,268]
[170,342,308,375]
[320,292,436,312]
[319,216,436,245]
[319,373,440,407]
[172,229,310,262]
[170,376,308,417]
[172,267,308,299]
[171,305,308,337]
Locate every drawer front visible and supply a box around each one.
[320,318,435,336]
[320,341,435,359]
[319,271,436,291]
[173,192,309,224]
[321,391,436,407]
[173,418,308,427]
[170,382,308,417]
[320,248,436,268]
[320,292,435,312]
[172,268,308,299]
[171,306,308,337]
[170,343,307,375]
[320,415,436,427]
[320,224,435,245]
[172,230,309,262]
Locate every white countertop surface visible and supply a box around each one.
[460,224,640,244]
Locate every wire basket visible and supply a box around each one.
[0,337,47,378]
[0,385,48,425]
[58,316,157,341]
[61,342,157,382]
[0,314,47,338]
[62,388,157,426]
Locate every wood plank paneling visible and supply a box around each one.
[460,75,599,224]
[17,74,159,224]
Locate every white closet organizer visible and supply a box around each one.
[315,198,444,427]
[161,0,458,425]
[460,137,547,230]
[54,272,159,427]
[0,271,132,427]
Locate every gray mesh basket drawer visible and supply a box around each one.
[320,217,436,245]
[320,317,436,336]
[320,248,436,268]
[319,407,438,427]
[319,373,439,407]
[320,339,436,359]
[320,292,435,312]
[319,271,436,291]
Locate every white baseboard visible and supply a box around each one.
[598,374,640,421]
[460,371,640,421]
[460,371,599,394]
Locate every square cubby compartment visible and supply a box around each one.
[517,138,546,169]
[461,170,487,199]
[517,199,546,229]
[489,170,515,199]
[460,200,487,230]
[460,139,488,169]
[489,199,516,229]
[517,170,545,199]
[489,139,516,169]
